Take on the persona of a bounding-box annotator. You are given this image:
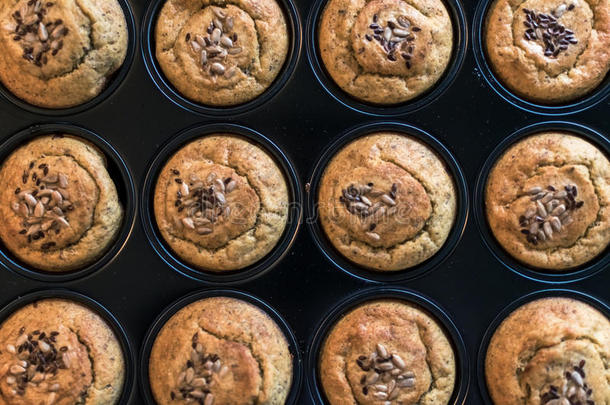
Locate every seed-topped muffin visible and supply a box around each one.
[318,132,457,271]
[153,134,289,272]
[0,135,123,272]
[485,0,610,103]
[485,132,610,271]
[485,297,610,405]
[319,299,456,405]
[149,296,293,405]
[0,0,128,109]
[155,0,289,106]
[0,298,125,405]
[318,0,453,105]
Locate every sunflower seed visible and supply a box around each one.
[366,371,380,385]
[182,217,195,229]
[397,377,415,387]
[376,343,388,358]
[9,365,25,374]
[211,62,225,75]
[381,194,396,206]
[551,204,566,216]
[527,186,543,195]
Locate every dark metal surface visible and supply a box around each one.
[0,0,608,403]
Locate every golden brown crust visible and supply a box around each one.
[149,297,293,405]
[318,132,457,271]
[319,299,456,405]
[155,0,289,106]
[319,0,453,104]
[0,0,128,109]
[0,298,125,405]
[0,135,124,272]
[485,0,610,103]
[485,132,610,271]
[153,135,289,271]
[485,297,610,405]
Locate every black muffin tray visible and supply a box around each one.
[0,0,608,403]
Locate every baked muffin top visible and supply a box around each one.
[0,0,128,109]
[485,132,610,271]
[0,135,123,272]
[155,0,289,106]
[153,135,289,272]
[0,298,125,405]
[318,132,457,271]
[319,0,453,105]
[485,0,610,103]
[149,296,293,405]
[319,299,456,405]
[485,297,610,405]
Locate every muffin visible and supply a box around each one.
[318,132,457,271]
[153,135,289,272]
[485,132,610,271]
[0,0,128,109]
[485,297,610,405]
[319,299,456,405]
[149,296,293,405]
[155,0,289,106]
[0,135,124,272]
[318,0,453,105]
[485,0,610,103]
[0,298,125,405]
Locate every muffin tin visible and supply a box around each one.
[0,0,607,403]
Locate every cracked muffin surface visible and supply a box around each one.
[485,132,610,271]
[319,299,456,405]
[153,135,289,272]
[318,132,457,271]
[0,298,125,405]
[0,135,124,272]
[149,296,293,405]
[485,297,610,405]
[0,0,128,109]
[318,0,454,105]
[485,0,610,103]
[155,0,289,106]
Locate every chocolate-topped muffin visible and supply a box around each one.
[485,0,610,103]
[155,0,289,106]
[319,0,453,104]
[153,135,289,272]
[0,135,124,272]
[0,0,128,109]
[485,297,610,405]
[318,132,457,271]
[485,132,610,271]
[319,299,456,405]
[149,296,293,405]
[0,298,125,405]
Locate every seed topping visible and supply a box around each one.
[356,343,416,402]
[366,14,420,68]
[540,360,594,405]
[519,184,583,245]
[173,171,236,235]
[522,7,578,58]
[187,7,241,79]
[340,182,399,240]
[171,333,224,404]
[8,0,70,66]
[11,162,72,245]
[4,327,68,401]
